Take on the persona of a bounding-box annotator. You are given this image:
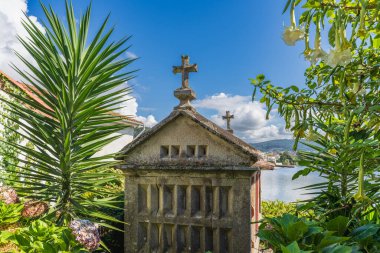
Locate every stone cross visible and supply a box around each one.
[222,111,234,133]
[173,55,198,89]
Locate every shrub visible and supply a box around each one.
[258,214,380,252]
[0,201,23,227]
[2,220,90,253]
[262,200,314,219]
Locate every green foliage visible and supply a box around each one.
[0,201,22,226]
[253,1,379,251]
[259,214,380,252]
[98,196,124,252]
[277,151,296,165]
[0,75,24,186]
[262,200,314,219]
[0,1,135,226]
[251,0,379,223]
[293,136,380,222]
[3,220,88,253]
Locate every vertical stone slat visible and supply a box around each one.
[201,185,206,218]
[147,222,151,253]
[200,227,206,253]
[214,227,220,253]
[173,224,178,252]
[213,186,220,219]
[159,183,164,217]
[174,185,179,217]
[186,184,191,218]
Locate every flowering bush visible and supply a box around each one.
[21,200,49,218]
[0,186,19,205]
[69,219,100,251]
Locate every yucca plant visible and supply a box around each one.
[0,1,135,227]
[294,132,379,223]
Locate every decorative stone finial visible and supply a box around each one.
[222,110,234,133]
[173,55,198,110]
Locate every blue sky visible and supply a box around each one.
[2,0,310,142]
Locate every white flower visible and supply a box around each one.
[307,21,327,65]
[282,26,305,46]
[324,48,352,68]
[310,48,327,65]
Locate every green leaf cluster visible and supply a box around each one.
[2,220,88,253]
[0,201,23,227]
[259,214,380,252]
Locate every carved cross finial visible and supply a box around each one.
[222,111,234,133]
[173,55,197,111]
[173,55,198,89]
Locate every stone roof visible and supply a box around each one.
[120,108,263,162]
[0,71,143,127]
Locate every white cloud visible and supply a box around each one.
[194,93,292,143]
[119,94,158,128]
[0,0,44,80]
[137,115,157,128]
[126,51,138,59]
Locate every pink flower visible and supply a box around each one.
[21,200,49,218]
[0,186,19,204]
[69,219,100,251]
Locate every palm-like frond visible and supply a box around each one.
[294,132,379,219]
[0,1,135,224]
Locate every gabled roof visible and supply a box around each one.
[0,71,143,127]
[120,108,263,161]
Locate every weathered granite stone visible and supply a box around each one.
[118,56,272,253]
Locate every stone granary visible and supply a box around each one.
[119,56,273,253]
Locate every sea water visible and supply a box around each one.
[261,166,326,202]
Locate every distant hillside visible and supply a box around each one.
[251,139,314,153]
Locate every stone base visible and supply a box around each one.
[124,169,260,253]
[174,88,196,110]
